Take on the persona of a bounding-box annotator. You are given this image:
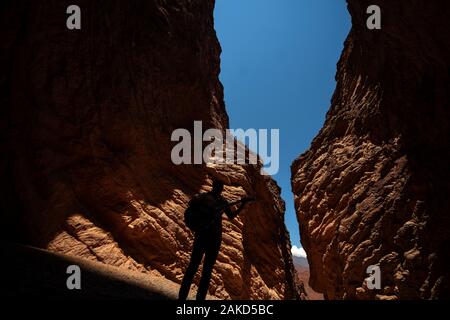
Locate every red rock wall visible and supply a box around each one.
[0,0,302,299]
[292,0,450,299]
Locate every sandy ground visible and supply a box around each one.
[0,242,198,299]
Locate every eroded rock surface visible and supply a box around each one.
[0,0,301,299]
[292,0,450,299]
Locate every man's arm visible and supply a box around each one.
[225,198,252,220]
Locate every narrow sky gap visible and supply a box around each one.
[214,0,351,247]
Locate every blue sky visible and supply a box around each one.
[214,0,351,251]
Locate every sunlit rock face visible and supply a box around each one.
[0,0,303,299]
[292,0,450,300]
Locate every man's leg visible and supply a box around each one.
[178,236,204,300]
[196,241,220,301]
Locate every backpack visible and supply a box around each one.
[184,193,216,232]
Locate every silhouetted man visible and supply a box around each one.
[178,180,252,300]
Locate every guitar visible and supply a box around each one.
[201,196,256,231]
[185,195,255,232]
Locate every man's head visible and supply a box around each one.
[211,180,224,195]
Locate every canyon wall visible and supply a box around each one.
[292,0,450,299]
[0,0,302,299]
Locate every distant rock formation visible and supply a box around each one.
[292,0,450,299]
[292,256,323,300]
[0,0,302,299]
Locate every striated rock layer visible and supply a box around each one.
[0,0,302,299]
[292,0,450,299]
